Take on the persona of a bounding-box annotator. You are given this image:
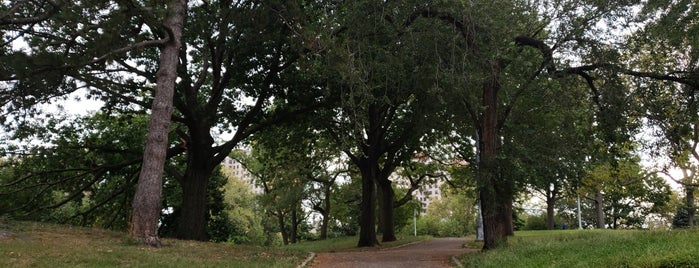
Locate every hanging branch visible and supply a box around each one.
[514,35,699,94]
[0,0,62,26]
[0,145,186,214]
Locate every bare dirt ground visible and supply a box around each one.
[309,237,477,268]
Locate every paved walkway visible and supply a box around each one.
[308,237,476,268]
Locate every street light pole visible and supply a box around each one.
[414,208,417,236]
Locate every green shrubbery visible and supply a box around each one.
[407,191,477,237]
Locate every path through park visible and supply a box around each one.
[308,237,476,268]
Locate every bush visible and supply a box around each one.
[415,216,440,236]
[521,212,568,230]
[522,213,548,230]
[672,206,695,228]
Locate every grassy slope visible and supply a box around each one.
[459,229,699,268]
[0,221,304,268]
[0,220,430,267]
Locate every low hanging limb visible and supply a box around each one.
[513,35,699,94]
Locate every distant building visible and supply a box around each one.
[220,155,264,195]
[415,177,446,213]
[393,172,446,214]
[394,154,467,214]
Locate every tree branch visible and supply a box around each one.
[0,0,61,26]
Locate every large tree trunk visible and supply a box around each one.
[687,186,696,227]
[595,190,605,229]
[175,164,213,240]
[499,175,515,236]
[175,124,215,240]
[129,0,186,248]
[479,61,510,250]
[377,178,396,242]
[376,186,384,235]
[479,159,509,249]
[357,159,379,247]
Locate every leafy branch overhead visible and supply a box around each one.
[1,0,698,250]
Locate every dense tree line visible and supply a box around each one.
[1,0,698,250]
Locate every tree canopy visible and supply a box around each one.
[1,0,697,250]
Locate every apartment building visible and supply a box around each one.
[220,156,264,195]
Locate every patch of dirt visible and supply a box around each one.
[309,237,477,268]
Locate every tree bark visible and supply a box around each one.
[357,159,379,247]
[129,0,186,248]
[277,209,289,245]
[319,183,331,239]
[595,190,605,229]
[377,178,396,242]
[686,186,696,227]
[479,61,510,250]
[291,207,298,244]
[499,179,515,236]
[175,163,213,240]
[175,124,215,240]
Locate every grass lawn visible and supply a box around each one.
[459,229,699,268]
[0,220,430,267]
[0,220,304,268]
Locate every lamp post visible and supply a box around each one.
[413,208,417,236]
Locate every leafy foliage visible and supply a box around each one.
[0,112,149,229]
[416,188,477,237]
[2,0,695,249]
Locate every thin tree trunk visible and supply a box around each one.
[319,183,331,239]
[687,186,695,227]
[277,209,288,245]
[291,207,298,244]
[546,189,555,230]
[376,184,384,235]
[129,0,186,248]
[595,190,605,229]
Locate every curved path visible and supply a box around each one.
[309,237,476,268]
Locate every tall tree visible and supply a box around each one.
[506,79,593,230]
[441,0,646,249]
[631,0,699,228]
[436,0,542,249]
[242,139,308,245]
[164,0,327,240]
[2,0,326,242]
[130,0,187,247]
[1,0,189,246]
[581,157,672,229]
[322,1,451,246]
